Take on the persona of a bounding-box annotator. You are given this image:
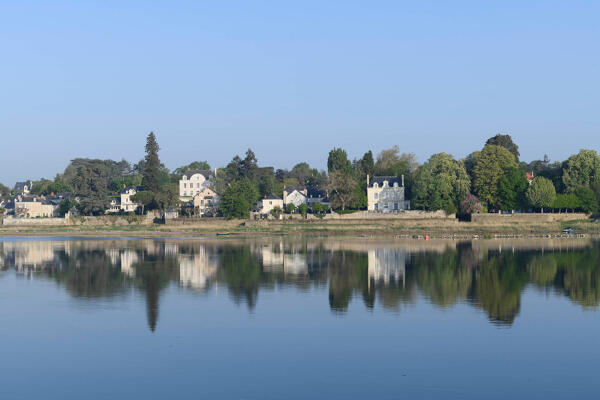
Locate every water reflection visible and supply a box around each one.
[1,237,599,331]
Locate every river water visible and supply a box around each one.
[1,236,599,399]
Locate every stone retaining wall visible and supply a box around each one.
[471,213,587,224]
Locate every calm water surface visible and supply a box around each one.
[1,236,599,399]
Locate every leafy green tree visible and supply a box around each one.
[552,193,579,213]
[173,161,211,175]
[285,203,296,214]
[0,183,10,197]
[219,178,259,219]
[141,132,161,193]
[575,187,598,214]
[327,170,356,210]
[298,203,308,217]
[327,148,352,174]
[412,153,470,211]
[498,167,528,211]
[485,134,520,161]
[154,184,179,211]
[526,176,556,213]
[312,202,325,218]
[358,151,375,177]
[0,207,6,215]
[562,149,600,192]
[131,191,155,214]
[71,163,111,215]
[472,145,518,208]
[57,199,78,217]
[240,149,258,179]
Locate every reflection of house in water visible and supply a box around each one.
[257,243,308,276]
[178,246,218,290]
[120,249,139,277]
[0,241,65,277]
[368,249,408,289]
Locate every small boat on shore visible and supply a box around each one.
[217,232,230,236]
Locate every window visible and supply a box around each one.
[394,203,399,210]
[184,183,187,188]
[375,203,379,211]
[383,181,388,187]
[184,191,187,196]
[373,183,378,188]
[393,182,398,188]
[197,183,200,188]
[374,193,378,199]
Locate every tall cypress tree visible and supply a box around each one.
[142,132,161,193]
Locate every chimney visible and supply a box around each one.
[366,174,370,186]
[401,175,405,187]
[214,168,218,178]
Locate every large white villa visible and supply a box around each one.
[367,175,410,212]
[179,169,216,201]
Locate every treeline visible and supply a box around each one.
[2,132,600,217]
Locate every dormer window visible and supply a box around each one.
[183,175,188,180]
[393,182,398,188]
[373,183,379,188]
[383,181,388,187]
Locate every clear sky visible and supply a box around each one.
[1,0,599,186]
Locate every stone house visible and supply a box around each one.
[256,194,283,215]
[14,196,57,218]
[179,169,216,201]
[192,187,220,216]
[367,175,410,212]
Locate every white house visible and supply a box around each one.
[179,169,216,201]
[14,180,33,195]
[283,185,307,208]
[120,186,142,213]
[256,194,283,215]
[367,175,410,212]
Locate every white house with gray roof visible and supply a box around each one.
[367,175,410,212]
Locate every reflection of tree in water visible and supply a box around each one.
[53,249,129,298]
[327,250,368,313]
[217,246,261,310]
[411,250,472,308]
[3,238,600,329]
[132,249,179,332]
[472,253,529,325]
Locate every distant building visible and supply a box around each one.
[192,187,220,216]
[283,186,307,208]
[14,196,57,218]
[179,169,216,201]
[526,172,534,185]
[106,197,121,213]
[14,180,33,195]
[256,194,283,215]
[120,186,142,213]
[306,187,330,210]
[367,175,410,212]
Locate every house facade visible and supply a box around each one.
[367,175,410,212]
[306,187,330,209]
[256,194,283,215]
[120,186,142,213]
[192,187,220,216]
[179,169,216,201]
[283,186,308,208]
[14,196,57,218]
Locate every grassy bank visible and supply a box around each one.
[1,217,599,238]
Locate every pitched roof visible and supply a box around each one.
[307,187,325,198]
[369,176,402,188]
[284,185,306,193]
[13,180,32,190]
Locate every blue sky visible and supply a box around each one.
[1,0,599,186]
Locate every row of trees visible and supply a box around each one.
[2,132,599,217]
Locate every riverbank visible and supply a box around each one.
[1,216,598,238]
